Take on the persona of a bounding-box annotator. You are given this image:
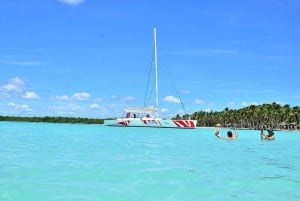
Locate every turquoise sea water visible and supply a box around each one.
[1,122,300,201]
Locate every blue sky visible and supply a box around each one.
[0,0,300,118]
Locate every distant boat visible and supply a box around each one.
[104,28,197,129]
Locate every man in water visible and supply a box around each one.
[260,129,275,140]
[215,128,238,140]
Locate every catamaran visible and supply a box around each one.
[104,28,197,129]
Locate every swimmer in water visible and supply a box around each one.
[260,129,275,140]
[216,127,238,140]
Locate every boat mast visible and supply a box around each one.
[153,27,159,118]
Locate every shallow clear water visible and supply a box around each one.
[1,122,300,201]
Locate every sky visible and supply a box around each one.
[0,0,300,118]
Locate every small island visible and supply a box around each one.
[173,102,299,131]
[1,102,299,131]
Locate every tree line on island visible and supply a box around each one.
[177,102,300,130]
[0,102,299,130]
[0,116,104,124]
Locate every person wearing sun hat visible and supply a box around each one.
[215,123,221,137]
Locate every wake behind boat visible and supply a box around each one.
[104,28,197,129]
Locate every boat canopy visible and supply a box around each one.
[125,107,157,114]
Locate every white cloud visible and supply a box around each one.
[59,0,85,6]
[227,102,236,107]
[10,77,25,86]
[241,102,248,107]
[181,90,191,94]
[0,77,39,101]
[73,92,90,101]
[1,60,41,66]
[55,95,70,101]
[3,84,20,92]
[21,104,31,111]
[121,96,135,102]
[90,103,100,109]
[8,102,31,111]
[8,102,16,107]
[204,107,212,112]
[163,96,181,104]
[68,104,81,111]
[1,77,25,92]
[160,108,169,113]
[241,102,258,107]
[193,99,205,105]
[22,91,39,100]
[50,104,81,116]
[55,93,94,101]
[0,77,27,99]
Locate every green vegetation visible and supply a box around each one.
[0,116,105,124]
[177,102,300,129]
[1,102,299,129]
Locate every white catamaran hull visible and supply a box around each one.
[104,118,197,129]
[104,28,197,129]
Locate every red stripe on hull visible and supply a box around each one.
[173,120,196,128]
[119,120,130,126]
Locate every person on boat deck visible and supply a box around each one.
[261,129,275,140]
[215,128,238,140]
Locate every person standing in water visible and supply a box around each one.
[215,125,221,137]
[260,129,275,140]
[215,127,238,140]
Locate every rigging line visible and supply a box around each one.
[143,46,155,107]
[145,77,155,107]
[148,78,156,106]
[145,50,156,107]
[161,60,187,115]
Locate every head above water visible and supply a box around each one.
[227,130,233,138]
[267,130,274,137]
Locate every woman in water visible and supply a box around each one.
[215,128,238,140]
